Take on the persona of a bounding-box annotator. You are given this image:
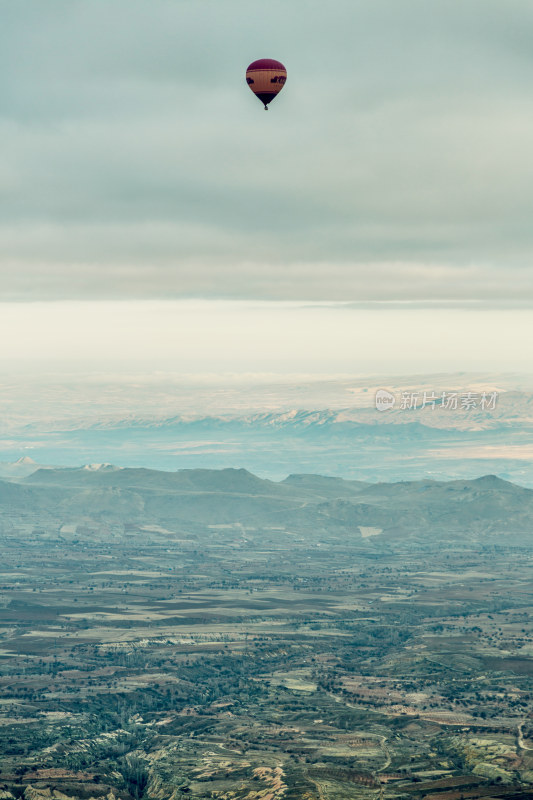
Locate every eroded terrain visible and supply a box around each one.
[1,467,533,799]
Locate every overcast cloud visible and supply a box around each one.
[2,1,533,301]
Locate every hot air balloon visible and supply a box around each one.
[246,59,287,110]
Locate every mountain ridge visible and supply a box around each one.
[0,466,526,540]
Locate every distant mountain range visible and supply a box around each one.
[1,375,532,485]
[2,408,532,486]
[1,466,531,544]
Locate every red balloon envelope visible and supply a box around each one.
[246,58,287,109]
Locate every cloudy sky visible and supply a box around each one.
[1,1,532,378]
[2,0,533,302]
